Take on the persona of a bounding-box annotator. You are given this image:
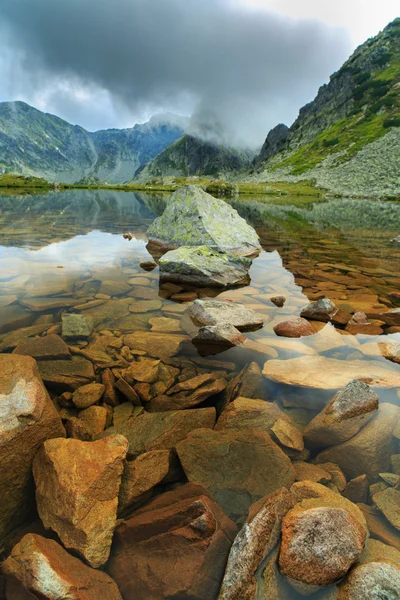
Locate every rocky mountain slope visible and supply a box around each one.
[252,18,400,197]
[0,102,186,184]
[135,134,254,181]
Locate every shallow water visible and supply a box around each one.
[1,189,399,596]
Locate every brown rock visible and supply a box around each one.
[359,503,400,551]
[373,487,400,531]
[303,380,379,450]
[99,407,216,456]
[300,298,338,322]
[216,397,292,435]
[270,296,286,308]
[102,368,119,406]
[342,475,369,504]
[33,435,128,568]
[338,561,400,599]
[293,462,331,484]
[106,484,237,600]
[118,449,181,513]
[219,489,294,600]
[279,505,367,593]
[0,355,65,549]
[115,376,142,406]
[123,331,187,359]
[176,428,295,521]
[378,342,400,364]
[2,533,122,599]
[72,382,105,409]
[373,308,400,327]
[193,323,246,347]
[316,403,400,481]
[149,316,182,332]
[271,419,304,452]
[319,462,347,492]
[124,357,161,383]
[221,362,262,411]
[273,317,315,338]
[12,334,71,361]
[38,358,95,392]
[66,406,108,440]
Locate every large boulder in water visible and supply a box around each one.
[159,246,252,287]
[146,185,261,257]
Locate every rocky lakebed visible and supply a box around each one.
[0,185,400,599]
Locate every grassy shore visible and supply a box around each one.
[0,174,325,198]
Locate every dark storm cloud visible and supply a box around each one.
[0,0,351,147]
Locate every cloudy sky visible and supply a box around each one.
[0,0,398,147]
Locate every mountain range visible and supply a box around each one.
[0,102,187,184]
[0,18,399,196]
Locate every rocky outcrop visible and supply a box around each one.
[255,124,289,165]
[159,246,252,287]
[176,428,295,521]
[0,354,65,549]
[106,483,237,600]
[147,185,261,256]
[303,380,379,449]
[33,435,128,568]
[2,533,122,599]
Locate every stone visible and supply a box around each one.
[123,331,187,360]
[159,246,252,287]
[373,308,400,327]
[100,407,216,456]
[216,397,291,434]
[316,403,400,481]
[300,298,338,322]
[303,380,379,449]
[33,435,128,568]
[0,323,51,353]
[12,334,71,361]
[373,487,400,531]
[149,316,182,332]
[338,561,400,599]
[0,305,35,334]
[359,504,400,551]
[319,462,347,492]
[72,382,105,409]
[293,462,332,484]
[99,280,131,297]
[115,377,142,406]
[124,357,161,383]
[273,317,315,338]
[188,299,264,331]
[221,362,263,410]
[219,489,294,600]
[149,376,227,411]
[102,368,119,406]
[118,449,180,513]
[271,419,304,452]
[146,184,261,256]
[378,341,400,364]
[19,297,80,311]
[67,406,108,440]
[279,506,367,593]
[38,358,95,391]
[343,475,369,503]
[62,313,94,338]
[107,482,237,600]
[176,428,295,521]
[193,323,246,347]
[140,259,157,271]
[263,356,400,391]
[270,295,286,307]
[0,355,65,549]
[346,323,384,335]
[2,533,122,600]
[128,298,162,313]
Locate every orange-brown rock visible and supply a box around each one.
[33,435,128,568]
[12,333,71,361]
[2,533,122,599]
[176,428,295,522]
[0,354,65,550]
[273,317,315,338]
[106,483,237,600]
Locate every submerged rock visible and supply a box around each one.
[303,380,379,449]
[159,246,252,287]
[0,354,65,549]
[12,333,71,360]
[188,299,264,331]
[273,317,315,338]
[219,488,294,600]
[146,184,261,256]
[2,533,122,600]
[279,505,367,594]
[33,435,128,568]
[107,483,237,600]
[176,428,295,522]
[62,313,94,338]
